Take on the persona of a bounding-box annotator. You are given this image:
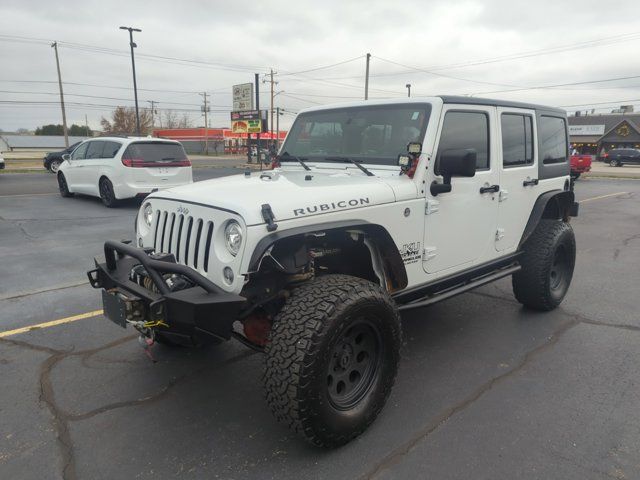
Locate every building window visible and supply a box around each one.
[437,111,490,170]
[540,116,568,164]
[501,114,534,167]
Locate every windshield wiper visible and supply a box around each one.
[324,156,374,176]
[279,152,310,171]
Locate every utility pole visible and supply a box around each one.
[147,100,157,129]
[276,107,281,149]
[255,73,260,167]
[364,53,371,100]
[119,26,142,135]
[199,92,209,155]
[262,69,278,143]
[406,83,411,97]
[85,114,89,137]
[51,42,69,148]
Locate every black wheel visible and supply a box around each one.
[513,220,576,311]
[99,177,118,208]
[610,159,621,167]
[49,159,62,173]
[57,173,73,197]
[264,274,401,448]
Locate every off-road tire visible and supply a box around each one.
[264,274,401,448]
[57,173,73,197]
[513,219,576,311]
[99,177,118,208]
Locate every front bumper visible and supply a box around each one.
[87,240,246,343]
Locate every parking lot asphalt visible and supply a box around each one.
[0,175,639,480]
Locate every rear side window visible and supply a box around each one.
[122,142,187,164]
[501,114,534,167]
[539,116,568,164]
[437,111,490,170]
[85,141,104,159]
[102,141,122,158]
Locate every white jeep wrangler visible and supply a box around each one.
[88,96,578,447]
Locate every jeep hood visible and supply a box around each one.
[152,170,411,226]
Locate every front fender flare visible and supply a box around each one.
[247,220,408,290]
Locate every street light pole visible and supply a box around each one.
[406,83,411,98]
[120,26,142,135]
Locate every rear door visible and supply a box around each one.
[80,140,106,194]
[121,142,192,188]
[495,107,538,252]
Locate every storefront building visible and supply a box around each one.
[568,113,640,157]
[153,128,287,155]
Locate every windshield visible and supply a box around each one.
[281,103,431,165]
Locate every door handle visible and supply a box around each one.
[480,184,500,194]
[523,178,539,187]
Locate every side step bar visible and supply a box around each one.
[398,264,521,311]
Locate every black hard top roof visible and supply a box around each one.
[439,96,566,115]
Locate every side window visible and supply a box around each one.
[437,111,489,170]
[501,114,534,167]
[539,116,568,164]
[71,142,89,160]
[101,141,122,158]
[85,141,104,159]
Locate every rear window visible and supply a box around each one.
[122,142,187,164]
[539,116,568,164]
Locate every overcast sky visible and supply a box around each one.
[2,0,640,132]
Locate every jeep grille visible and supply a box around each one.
[153,210,214,272]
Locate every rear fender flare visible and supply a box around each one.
[519,190,577,247]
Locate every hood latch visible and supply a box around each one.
[261,203,278,232]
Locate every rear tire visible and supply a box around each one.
[264,274,401,448]
[513,220,576,311]
[57,173,73,197]
[99,177,118,208]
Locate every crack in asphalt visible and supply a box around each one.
[0,281,89,301]
[613,232,640,260]
[361,316,582,480]
[362,307,640,480]
[1,333,256,480]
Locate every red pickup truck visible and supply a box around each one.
[570,154,592,179]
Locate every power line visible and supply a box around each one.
[279,55,365,76]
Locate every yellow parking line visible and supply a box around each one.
[0,310,103,338]
[580,191,627,203]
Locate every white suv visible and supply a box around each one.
[57,137,192,207]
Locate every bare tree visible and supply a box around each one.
[101,106,153,135]
[162,110,193,129]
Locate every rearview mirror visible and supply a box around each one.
[62,153,71,161]
[431,149,477,196]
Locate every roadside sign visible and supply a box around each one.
[233,83,254,111]
[231,110,268,134]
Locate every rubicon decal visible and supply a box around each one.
[293,198,370,216]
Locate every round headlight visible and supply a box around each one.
[224,221,243,256]
[143,203,153,227]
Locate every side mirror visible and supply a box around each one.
[431,149,476,196]
[62,154,71,161]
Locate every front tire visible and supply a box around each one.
[57,173,73,197]
[610,159,622,167]
[99,177,118,208]
[49,159,62,173]
[513,220,576,311]
[264,274,401,448]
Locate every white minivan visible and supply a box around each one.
[57,137,193,207]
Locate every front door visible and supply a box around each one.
[423,105,500,274]
[495,107,539,252]
[64,141,89,192]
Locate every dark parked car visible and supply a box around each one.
[43,142,81,173]
[607,148,640,167]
